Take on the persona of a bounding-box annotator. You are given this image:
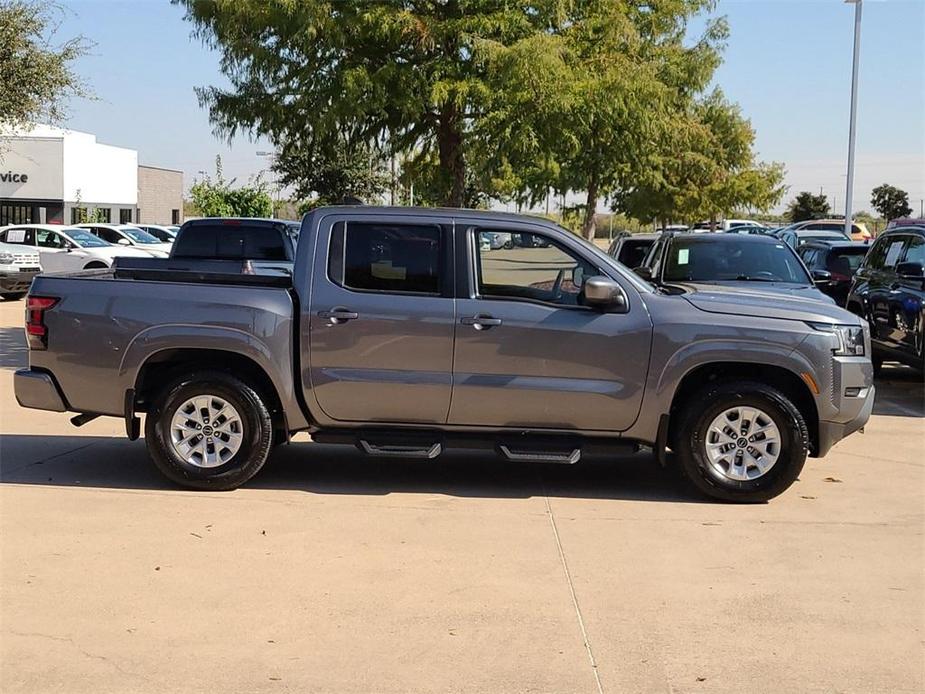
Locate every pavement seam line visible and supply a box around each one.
[1,440,100,475]
[544,495,605,694]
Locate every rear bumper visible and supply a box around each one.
[817,384,875,457]
[0,271,39,292]
[14,368,68,413]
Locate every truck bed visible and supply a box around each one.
[24,270,307,429]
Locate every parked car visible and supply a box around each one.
[724,225,774,236]
[14,207,873,502]
[847,226,925,374]
[0,224,153,271]
[170,217,295,271]
[485,231,513,250]
[606,232,659,269]
[136,224,178,243]
[693,219,764,232]
[787,219,871,242]
[886,218,925,230]
[776,228,851,249]
[0,241,41,300]
[77,223,172,257]
[797,240,870,306]
[635,232,835,303]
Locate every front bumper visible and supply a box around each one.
[0,270,40,293]
[817,384,875,457]
[14,368,68,412]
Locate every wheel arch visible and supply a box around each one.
[668,362,819,456]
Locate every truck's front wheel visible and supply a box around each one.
[674,381,809,503]
[146,371,273,490]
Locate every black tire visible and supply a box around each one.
[145,370,273,490]
[83,262,107,269]
[674,381,809,503]
[0,292,26,301]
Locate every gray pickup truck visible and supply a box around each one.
[14,207,875,502]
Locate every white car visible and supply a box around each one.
[0,224,153,272]
[76,224,172,257]
[136,224,177,243]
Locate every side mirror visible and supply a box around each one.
[897,261,925,279]
[117,238,131,246]
[583,276,627,312]
[633,266,653,281]
[812,269,832,285]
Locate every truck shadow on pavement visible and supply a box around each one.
[0,326,27,370]
[0,434,704,503]
[872,364,924,417]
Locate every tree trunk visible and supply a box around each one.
[582,175,599,241]
[437,105,465,207]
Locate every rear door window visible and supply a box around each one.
[901,236,924,265]
[328,221,442,294]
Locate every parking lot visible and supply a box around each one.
[0,297,922,693]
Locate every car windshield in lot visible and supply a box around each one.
[121,227,163,244]
[663,237,811,284]
[67,229,112,248]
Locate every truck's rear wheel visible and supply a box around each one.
[674,381,809,503]
[145,371,273,490]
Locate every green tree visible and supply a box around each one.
[273,136,388,208]
[0,1,90,137]
[870,183,912,221]
[787,191,831,223]
[189,156,273,217]
[613,91,785,227]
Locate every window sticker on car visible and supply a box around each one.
[677,248,689,265]
[7,229,25,243]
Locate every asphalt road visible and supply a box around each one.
[0,298,922,693]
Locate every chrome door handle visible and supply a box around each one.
[318,308,359,322]
[461,315,502,330]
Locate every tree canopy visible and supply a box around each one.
[787,191,831,223]
[176,0,783,232]
[870,183,912,221]
[0,1,90,137]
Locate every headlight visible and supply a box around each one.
[807,322,865,356]
[0,252,13,265]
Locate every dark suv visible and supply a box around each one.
[847,226,925,374]
[797,240,870,306]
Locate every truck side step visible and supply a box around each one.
[358,439,443,459]
[498,444,581,464]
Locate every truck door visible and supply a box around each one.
[448,223,652,431]
[304,213,456,424]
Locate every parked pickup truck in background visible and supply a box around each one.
[14,207,875,502]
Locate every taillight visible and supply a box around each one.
[25,295,59,350]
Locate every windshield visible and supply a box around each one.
[121,226,162,244]
[66,228,111,248]
[663,238,811,284]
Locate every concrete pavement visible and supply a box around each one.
[1,298,922,693]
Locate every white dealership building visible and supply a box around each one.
[0,125,182,227]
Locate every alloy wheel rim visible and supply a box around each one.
[704,406,781,482]
[169,395,243,468]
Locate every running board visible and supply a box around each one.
[358,439,443,459]
[498,445,581,464]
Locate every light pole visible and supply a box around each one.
[844,0,863,238]
[256,151,279,218]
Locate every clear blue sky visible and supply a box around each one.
[53,0,925,216]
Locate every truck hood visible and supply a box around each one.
[678,283,861,324]
[666,280,836,304]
